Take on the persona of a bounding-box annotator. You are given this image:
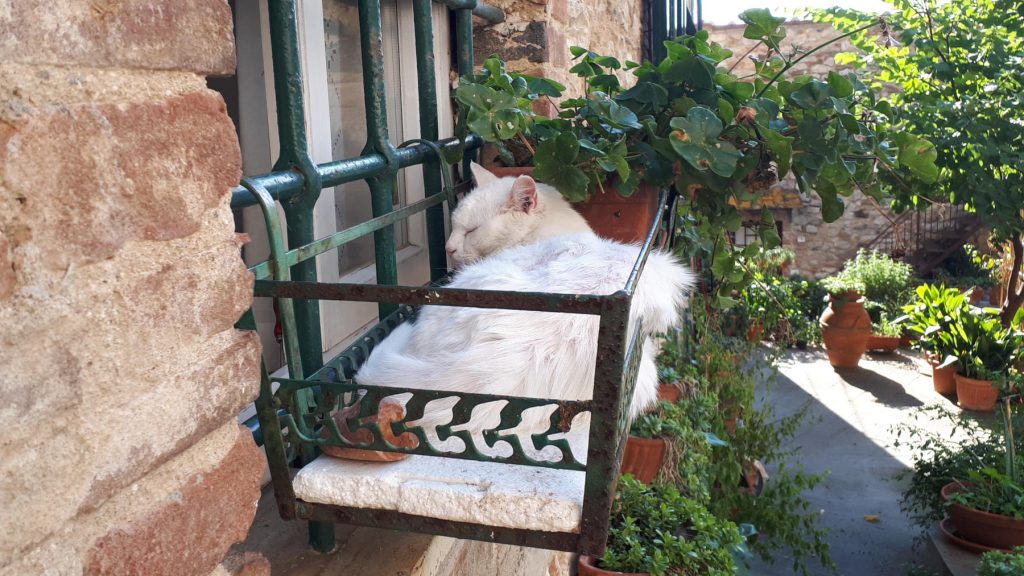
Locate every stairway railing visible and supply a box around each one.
[861,203,982,273]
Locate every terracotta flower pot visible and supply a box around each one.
[619,436,666,484]
[578,555,647,576]
[657,382,683,403]
[942,482,1024,550]
[746,322,764,343]
[932,363,958,395]
[954,373,999,412]
[866,334,901,353]
[970,287,985,304]
[489,166,661,244]
[572,183,662,244]
[819,291,872,368]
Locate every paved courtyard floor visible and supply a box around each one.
[746,346,972,576]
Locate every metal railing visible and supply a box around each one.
[646,0,700,63]
[863,203,982,273]
[231,0,674,557]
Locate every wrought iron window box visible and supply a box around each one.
[229,0,678,557]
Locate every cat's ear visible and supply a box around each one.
[470,162,498,187]
[507,175,538,214]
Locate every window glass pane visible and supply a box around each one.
[324,0,409,275]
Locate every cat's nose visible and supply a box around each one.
[446,246,456,257]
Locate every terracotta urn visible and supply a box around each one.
[942,482,1024,550]
[954,373,999,412]
[819,291,872,368]
[619,436,667,484]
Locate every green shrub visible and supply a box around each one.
[978,547,1024,576]
[599,476,744,576]
[825,249,915,323]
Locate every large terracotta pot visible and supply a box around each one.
[954,373,999,412]
[578,556,647,576]
[488,166,660,244]
[619,436,666,484]
[942,482,1024,550]
[819,291,872,368]
[933,364,958,395]
[572,183,661,244]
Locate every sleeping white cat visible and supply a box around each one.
[354,164,694,460]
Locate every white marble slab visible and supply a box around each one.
[293,452,586,533]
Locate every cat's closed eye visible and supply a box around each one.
[464,227,478,235]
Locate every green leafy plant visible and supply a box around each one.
[818,0,1024,326]
[893,405,1005,534]
[599,476,745,575]
[978,546,1024,576]
[897,283,969,357]
[456,10,938,306]
[832,249,915,322]
[937,306,1024,383]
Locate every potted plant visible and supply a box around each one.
[898,284,970,395]
[866,312,903,353]
[941,396,1024,549]
[454,10,938,251]
[580,476,746,576]
[978,547,1024,575]
[939,307,1023,411]
[818,273,871,368]
[624,399,728,485]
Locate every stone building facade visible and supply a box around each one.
[0,1,266,575]
[707,20,897,277]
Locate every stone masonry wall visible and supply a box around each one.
[708,21,891,276]
[473,0,644,106]
[0,2,265,575]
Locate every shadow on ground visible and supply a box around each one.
[746,347,948,576]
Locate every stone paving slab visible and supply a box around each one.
[746,347,964,575]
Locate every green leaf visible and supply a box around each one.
[589,92,642,129]
[826,71,854,98]
[894,133,939,183]
[669,107,742,177]
[617,82,669,109]
[788,80,833,110]
[739,8,786,46]
[764,130,793,177]
[533,132,590,201]
[524,77,565,97]
[569,45,588,58]
[663,57,715,90]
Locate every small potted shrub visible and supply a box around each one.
[898,284,970,394]
[819,273,871,368]
[978,547,1024,575]
[939,307,1023,411]
[941,397,1024,549]
[580,476,745,576]
[624,399,727,485]
[866,312,903,353]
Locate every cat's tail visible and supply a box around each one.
[631,249,696,334]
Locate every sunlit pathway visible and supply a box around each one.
[747,348,956,576]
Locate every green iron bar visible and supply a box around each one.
[432,0,502,23]
[267,0,325,386]
[412,0,449,281]
[229,135,481,209]
[455,5,476,183]
[266,0,332,552]
[248,192,449,281]
[359,0,400,319]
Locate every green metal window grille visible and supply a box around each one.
[231,0,677,556]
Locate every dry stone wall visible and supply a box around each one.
[0,1,265,574]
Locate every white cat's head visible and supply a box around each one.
[445,163,544,266]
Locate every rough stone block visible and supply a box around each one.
[84,425,265,576]
[216,551,271,576]
[0,0,235,75]
[0,88,242,296]
[474,21,550,64]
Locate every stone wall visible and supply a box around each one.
[473,0,644,104]
[707,21,890,277]
[0,1,265,575]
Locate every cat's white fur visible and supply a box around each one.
[444,163,593,266]
[354,164,694,459]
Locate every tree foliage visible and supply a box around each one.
[818,0,1024,323]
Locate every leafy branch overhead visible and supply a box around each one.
[454,9,938,300]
